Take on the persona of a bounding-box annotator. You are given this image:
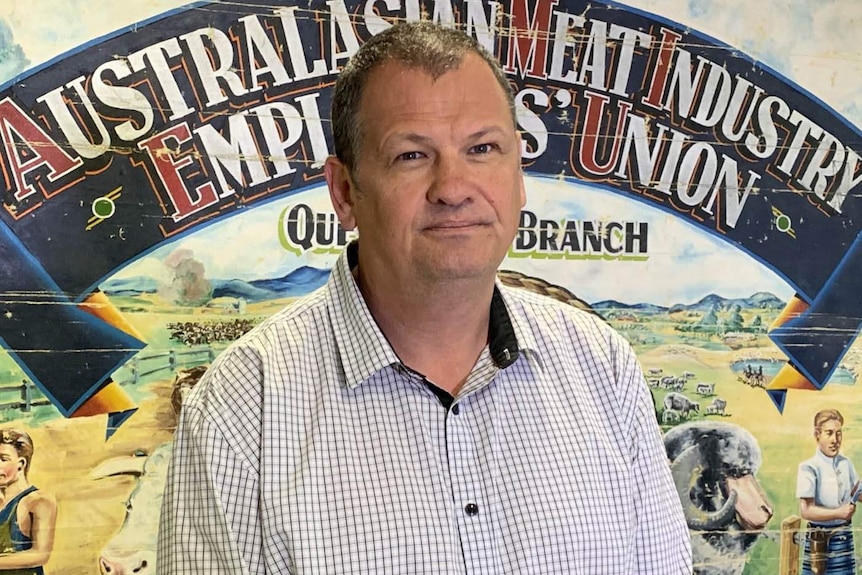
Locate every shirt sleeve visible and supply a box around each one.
[157,351,266,575]
[796,462,816,499]
[625,349,693,574]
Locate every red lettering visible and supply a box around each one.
[504,0,558,79]
[642,28,683,110]
[0,98,82,202]
[137,123,219,223]
[576,92,631,176]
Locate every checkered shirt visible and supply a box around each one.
[157,243,692,574]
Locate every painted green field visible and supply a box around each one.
[608,308,862,575]
[3,293,858,574]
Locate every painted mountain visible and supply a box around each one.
[590,300,667,314]
[98,276,160,296]
[101,266,331,303]
[592,292,784,313]
[213,266,330,301]
[666,292,784,313]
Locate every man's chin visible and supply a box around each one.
[419,259,500,283]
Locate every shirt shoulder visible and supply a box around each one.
[182,287,331,427]
[499,283,644,431]
[499,282,633,369]
[796,456,819,497]
[797,456,819,478]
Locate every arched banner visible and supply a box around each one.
[2,0,858,424]
[0,1,859,574]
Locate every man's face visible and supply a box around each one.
[816,419,843,457]
[0,444,23,486]
[327,53,525,284]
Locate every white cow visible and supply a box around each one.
[660,375,677,388]
[95,443,172,575]
[662,408,683,425]
[695,382,716,396]
[706,397,728,416]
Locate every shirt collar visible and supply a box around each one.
[328,241,525,388]
[493,279,540,363]
[814,447,844,466]
[327,242,400,389]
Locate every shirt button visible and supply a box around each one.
[464,503,479,516]
[452,404,460,415]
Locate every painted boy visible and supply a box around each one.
[797,409,858,575]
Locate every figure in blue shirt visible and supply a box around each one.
[797,408,858,575]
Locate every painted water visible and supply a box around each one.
[730,359,856,386]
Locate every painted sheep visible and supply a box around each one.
[665,422,773,575]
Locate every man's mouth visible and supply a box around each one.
[425,223,485,233]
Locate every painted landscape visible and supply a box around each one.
[0,258,857,574]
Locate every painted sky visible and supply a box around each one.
[116,176,796,307]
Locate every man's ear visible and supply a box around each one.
[324,155,358,231]
[518,170,526,208]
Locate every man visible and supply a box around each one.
[0,429,57,574]
[797,409,858,575]
[157,21,692,574]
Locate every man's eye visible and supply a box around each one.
[470,143,496,154]
[397,151,424,161]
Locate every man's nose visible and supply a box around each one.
[427,153,474,205]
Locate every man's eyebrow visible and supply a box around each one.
[465,126,508,141]
[385,126,509,145]
[377,133,433,153]
[389,133,434,145]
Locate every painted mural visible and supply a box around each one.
[0,1,860,573]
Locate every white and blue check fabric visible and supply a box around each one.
[157,244,692,574]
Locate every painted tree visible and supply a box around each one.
[723,304,745,332]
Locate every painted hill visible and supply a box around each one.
[99,276,159,296]
[210,279,275,302]
[214,266,330,301]
[592,292,783,314]
[667,292,784,313]
[102,266,330,303]
[591,300,668,314]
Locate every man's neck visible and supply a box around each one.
[355,265,494,395]
[0,478,28,504]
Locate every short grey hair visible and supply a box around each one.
[330,21,516,172]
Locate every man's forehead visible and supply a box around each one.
[365,59,458,92]
[819,421,842,430]
[360,58,507,117]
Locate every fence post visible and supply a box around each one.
[131,358,139,385]
[20,379,32,413]
[779,515,801,575]
[169,349,177,370]
[208,346,216,362]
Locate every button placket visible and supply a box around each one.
[444,395,503,572]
